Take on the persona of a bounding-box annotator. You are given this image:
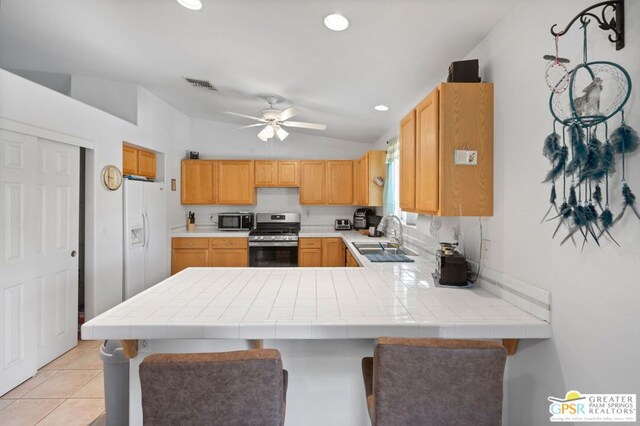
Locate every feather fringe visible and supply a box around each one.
[543,146,568,183]
[579,135,604,183]
[611,123,639,154]
[593,184,603,209]
[568,185,577,207]
[543,132,561,160]
[566,124,587,174]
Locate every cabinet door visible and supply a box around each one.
[327,161,353,204]
[171,248,209,274]
[123,145,138,176]
[359,155,368,205]
[415,89,439,214]
[255,160,277,187]
[299,161,326,204]
[181,160,217,204]
[346,249,359,267]
[218,160,255,205]
[211,249,248,267]
[400,110,417,211]
[366,151,386,207]
[299,248,322,267]
[322,238,345,267]
[138,149,156,178]
[352,160,360,205]
[277,161,300,187]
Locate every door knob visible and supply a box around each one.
[71,250,77,257]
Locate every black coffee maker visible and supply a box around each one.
[353,208,374,230]
[435,242,469,286]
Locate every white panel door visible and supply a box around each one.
[35,139,79,367]
[0,129,38,396]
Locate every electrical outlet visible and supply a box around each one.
[482,239,491,260]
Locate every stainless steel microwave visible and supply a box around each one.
[218,213,254,231]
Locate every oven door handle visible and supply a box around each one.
[249,242,299,247]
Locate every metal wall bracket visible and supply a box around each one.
[551,0,625,50]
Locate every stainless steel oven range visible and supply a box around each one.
[249,213,300,267]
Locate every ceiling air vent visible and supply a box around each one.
[183,77,217,91]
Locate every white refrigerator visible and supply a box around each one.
[123,179,168,300]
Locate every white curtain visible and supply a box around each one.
[383,137,399,216]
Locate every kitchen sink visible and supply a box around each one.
[352,242,418,257]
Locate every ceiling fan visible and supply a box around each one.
[226,95,327,142]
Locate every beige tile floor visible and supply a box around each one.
[0,340,106,426]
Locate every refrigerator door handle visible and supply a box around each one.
[142,212,147,248]
[144,210,151,248]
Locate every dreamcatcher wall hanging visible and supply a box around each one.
[541,0,638,249]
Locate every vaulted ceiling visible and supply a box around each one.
[0,0,516,142]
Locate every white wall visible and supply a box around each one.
[70,75,138,125]
[186,118,376,227]
[0,68,189,320]
[378,1,640,424]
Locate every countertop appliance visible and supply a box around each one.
[249,213,300,267]
[218,212,254,231]
[435,242,469,286]
[334,219,352,230]
[353,208,375,230]
[367,215,383,237]
[123,179,168,300]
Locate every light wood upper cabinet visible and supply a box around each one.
[218,160,255,205]
[354,151,386,207]
[181,160,217,204]
[299,161,326,204]
[254,160,277,187]
[322,237,345,266]
[277,161,299,186]
[138,149,157,178]
[400,83,494,216]
[123,145,138,176]
[326,161,354,205]
[254,160,299,187]
[123,144,157,179]
[399,110,417,212]
[415,89,440,214]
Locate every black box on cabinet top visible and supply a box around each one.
[447,59,480,83]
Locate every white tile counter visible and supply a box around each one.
[82,228,550,340]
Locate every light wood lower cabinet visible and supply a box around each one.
[346,249,359,267]
[171,237,248,274]
[322,237,345,266]
[299,237,346,267]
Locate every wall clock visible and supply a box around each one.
[102,165,123,190]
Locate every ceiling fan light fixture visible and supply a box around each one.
[374,104,389,111]
[275,126,289,141]
[176,0,202,11]
[258,125,275,142]
[324,14,349,31]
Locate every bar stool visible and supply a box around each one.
[361,337,507,426]
[139,349,288,426]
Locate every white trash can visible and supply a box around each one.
[100,340,129,426]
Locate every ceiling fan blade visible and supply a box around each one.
[224,111,265,122]
[282,121,327,130]
[229,123,265,132]
[276,106,301,122]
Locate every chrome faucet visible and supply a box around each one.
[377,215,404,247]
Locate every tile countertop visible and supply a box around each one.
[82,227,551,341]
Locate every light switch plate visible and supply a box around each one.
[454,149,478,165]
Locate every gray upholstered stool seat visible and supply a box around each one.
[362,337,507,426]
[140,349,288,426]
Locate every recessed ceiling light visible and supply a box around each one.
[324,14,349,31]
[176,0,202,11]
[374,104,389,112]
